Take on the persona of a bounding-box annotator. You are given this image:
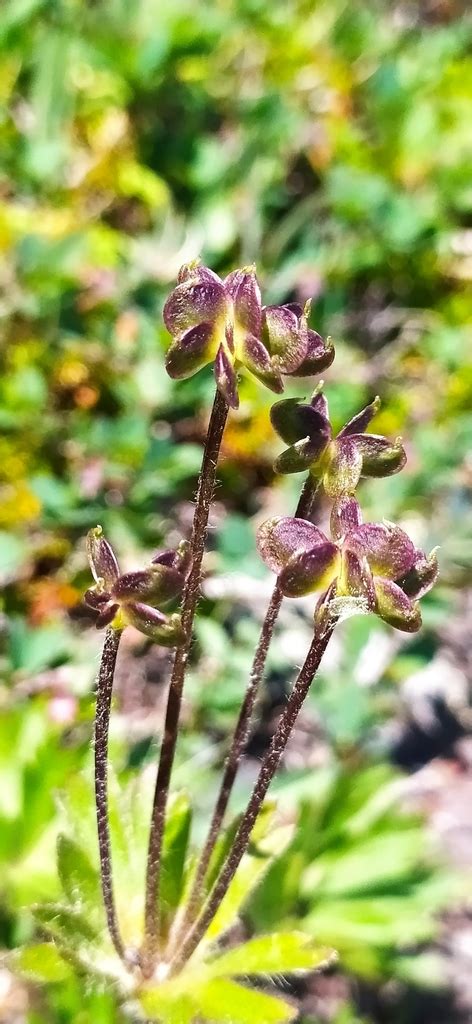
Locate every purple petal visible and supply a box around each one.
[283,302,304,317]
[337,550,376,608]
[310,388,330,421]
[95,602,120,628]
[262,305,308,373]
[214,343,239,409]
[257,516,329,574]
[292,329,335,376]
[177,260,220,286]
[350,434,407,478]
[396,549,439,600]
[348,522,416,580]
[274,439,325,475]
[324,438,363,497]
[338,397,381,438]
[270,397,331,447]
[113,566,184,606]
[86,527,120,588]
[163,271,226,337]
[239,333,284,394]
[225,268,262,337]
[124,604,186,646]
[374,578,422,633]
[330,496,363,541]
[84,587,111,609]
[152,540,192,579]
[278,542,340,597]
[165,322,216,380]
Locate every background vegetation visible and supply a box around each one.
[1,0,471,1021]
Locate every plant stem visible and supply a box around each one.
[142,389,229,969]
[170,615,336,974]
[94,627,126,961]
[170,474,319,946]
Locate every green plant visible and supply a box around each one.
[249,762,453,982]
[6,259,440,1024]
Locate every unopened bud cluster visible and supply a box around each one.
[84,259,438,641]
[258,390,437,632]
[84,526,191,646]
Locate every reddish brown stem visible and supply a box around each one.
[170,474,320,948]
[142,389,229,970]
[94,627,126,961]
[170,617,336,974]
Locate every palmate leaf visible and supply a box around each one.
[57,833,102,911]
[191,978,297,1024]
[206,932,334,977]
[8,943,74,984]
[33,901,97,945]
[138,931,333,1023]
[139,976,298,1024]
[202,805,293,945]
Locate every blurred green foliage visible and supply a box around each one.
[1,0,472,1021]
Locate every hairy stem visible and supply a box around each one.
[170,616,336,974]
[94,627,125,961]
[171,474,319,945]
[142,389,229,968]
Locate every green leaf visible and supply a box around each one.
[138,987,195,1024]
[160,792,192,934]
[9,943,73,984]
[193,978,297,1024]
[206,932,334,978]
[204,846,273,944]
[56,833,101,911]
[204,806,290,944]
[33,901,97,945]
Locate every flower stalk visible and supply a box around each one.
[142,388,229,969]
[170,615,337,974]
[171,474,321,943]
[94,627,126,962]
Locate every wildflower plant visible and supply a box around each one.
[15,262,438,1024]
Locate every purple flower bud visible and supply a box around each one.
[163,263,227,337]
[239,332,284,395]
[330,496,363,541]
[166,323,216,381]
[374,578,422,633]
[152,540,192,577]
[225,267,262,339]
[262,301,334,376]
[86,526,120,589]
[323,437,363,497]
[262,305,308,373]
[271,390,407,495]
[164,262,333,405]
[112,564,185,607]
[124,604,186,646]
[278,542,340,597]
[347,522,416,580]
[84,530,188,647]
[95,602,120,629]
[257,516,329,574]
[270,397,332,448]
[257,506,436,635]
[396,548,439,600]
[337,396,381,437]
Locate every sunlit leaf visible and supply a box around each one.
[10,943,73,984]
[206,932,334,977]
[193,978,297,1024]
[57,833,101,912]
